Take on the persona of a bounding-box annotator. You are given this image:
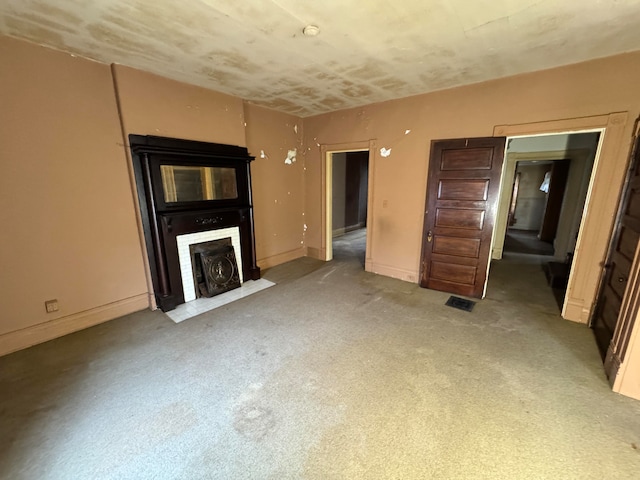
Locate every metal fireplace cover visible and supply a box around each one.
[200,245,240,297]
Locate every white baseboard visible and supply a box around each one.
[257,247,305,269]
[0,294,149,357]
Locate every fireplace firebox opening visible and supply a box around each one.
[189,238,240,298]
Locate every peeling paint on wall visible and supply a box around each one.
[380,147,391,157]
[260,149,268,159]
[284,148,297,164]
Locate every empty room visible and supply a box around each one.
[2,1,640,478]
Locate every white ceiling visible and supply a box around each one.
[2,0,640,117]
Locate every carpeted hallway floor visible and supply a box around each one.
[504,229,555,256]
[1,229,640,479]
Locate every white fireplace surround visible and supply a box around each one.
[176,227,243,302]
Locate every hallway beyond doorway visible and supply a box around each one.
[504,229,555,256]
[332,228,366,267]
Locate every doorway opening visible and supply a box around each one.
[330,151,369,266]
[324,149,370,266]
[493,131,602,313]
[321,140,375,270]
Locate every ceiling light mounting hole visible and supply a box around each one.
[303,25,320,37]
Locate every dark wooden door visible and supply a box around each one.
[420,137,506,298]
[591,135,640,360]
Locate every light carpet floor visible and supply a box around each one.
[1,230,640,479]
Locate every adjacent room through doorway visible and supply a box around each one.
[493,131,601,313]
[327,150,370,266]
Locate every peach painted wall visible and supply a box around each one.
[0,38,303,355]
[0,36,148,353]
[112,65,246,147]
[243,103,305,268]
[303,52,640,292]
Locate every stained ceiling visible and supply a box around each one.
[1,0,640,117]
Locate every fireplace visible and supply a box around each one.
[129,135,260,312]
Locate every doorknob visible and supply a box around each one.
[427,231,433,243]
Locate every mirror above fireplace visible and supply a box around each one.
[129,135,260,312]
[160,165,238,203]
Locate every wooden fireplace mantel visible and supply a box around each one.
[129,134,260,312]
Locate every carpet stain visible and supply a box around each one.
[233,403,275,440]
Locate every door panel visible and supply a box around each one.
[592,135,640,361]
[441,148,493,170]
[438,179,489,200]
[617,225,639,259]
[432,236,481,258]
[600,295,620,333]
[435,209,485,229]
[420,137,506,298]
[430,261,477,285]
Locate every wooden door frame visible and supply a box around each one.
[320,140,375,268]
[494,112,629,323]
[507,171,521,228]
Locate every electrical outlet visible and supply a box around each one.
[45,299,59,313]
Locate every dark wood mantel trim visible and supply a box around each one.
[129,135,260,312]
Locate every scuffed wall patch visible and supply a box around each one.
[380,147,391,157]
